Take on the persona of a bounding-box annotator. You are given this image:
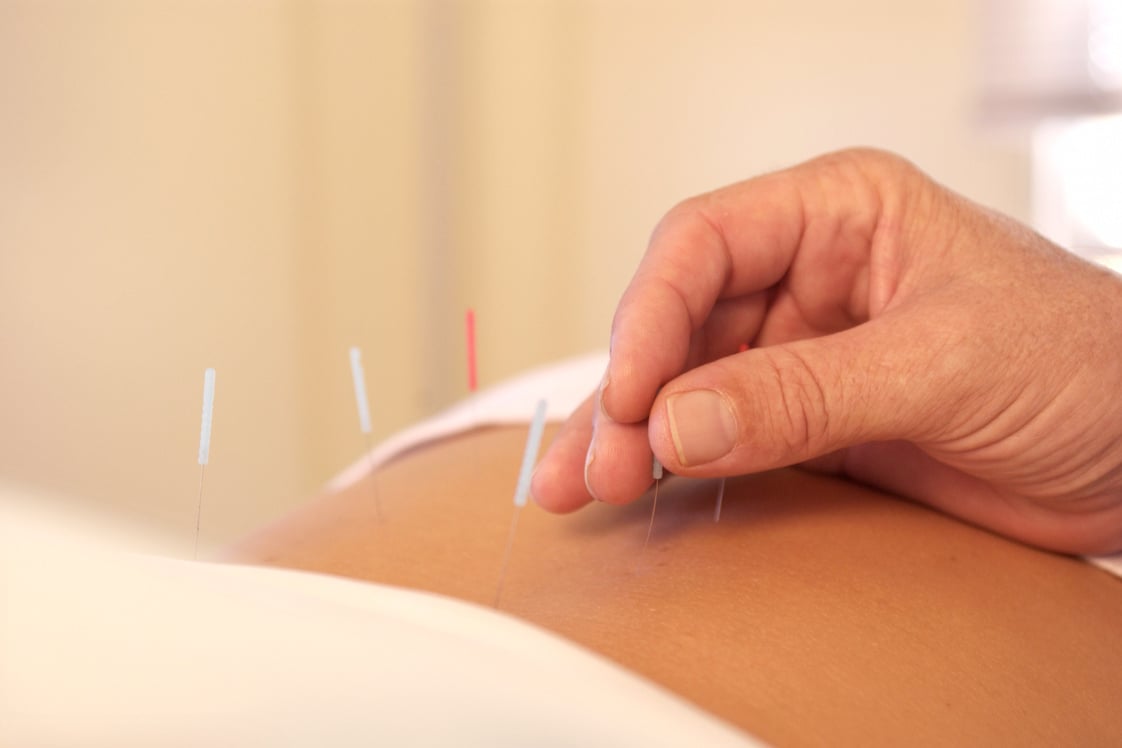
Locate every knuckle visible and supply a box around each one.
[759,348,833,460]
[650,194,714,246]
[808,147,922,196]
[831,146,916,177]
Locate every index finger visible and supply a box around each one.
[601,150,891,424]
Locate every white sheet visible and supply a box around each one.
[0,499,763,747]
[327,351,610,492]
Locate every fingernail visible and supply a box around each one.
[584,445,601,500]
[667,390,738,466]
[598,366,612,421]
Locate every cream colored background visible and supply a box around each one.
[0,0,1029,552]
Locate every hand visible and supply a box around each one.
[532,148,1122,555]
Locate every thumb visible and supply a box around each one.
[648,315,951,476]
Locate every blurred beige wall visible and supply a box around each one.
[0,1,312,552]
[0,0,1029,552]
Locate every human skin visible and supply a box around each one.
[224,424,1122,746]
[532,149,1122,555]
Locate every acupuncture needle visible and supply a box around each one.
[465,308,478,394]
[349,346,383,521]
[465,308,488,479]
[644,457,663,550]
[194,367,216,559]
[493,398,548,609]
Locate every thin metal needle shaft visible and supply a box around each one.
[193,464,206,559]
[350,347,382,521]
[194,367,216,560]
[364,432,383,522]
[644,457,663,551]
[715,478,726,523]
[493,399,548,609]
[493,508,522,608]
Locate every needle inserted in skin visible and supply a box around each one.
[349,347,382,521]
[644,457,663,550]
[494,399,548,609]
[194,368,215,559]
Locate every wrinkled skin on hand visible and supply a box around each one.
[532,149,1122,555]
